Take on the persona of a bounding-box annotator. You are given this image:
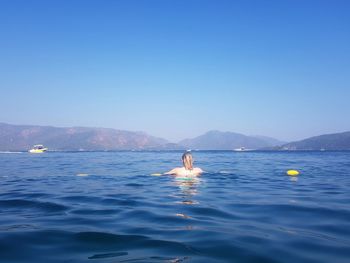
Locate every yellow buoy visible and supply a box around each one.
[151,173,162,176]
[287,170,299,176]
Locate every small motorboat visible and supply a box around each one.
[233,147,246,151]
[29,145,48,153]
[233,147,253,152]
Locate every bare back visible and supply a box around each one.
[165,167,203,176]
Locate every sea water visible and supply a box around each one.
[0,151,349,263]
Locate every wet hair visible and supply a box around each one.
[182,152,193,170]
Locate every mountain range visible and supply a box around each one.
[0,122,349,151]
[0,123,167,151]
[275,131,350,151]
[178,130,285,150]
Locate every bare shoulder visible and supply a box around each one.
[193,167,204,174]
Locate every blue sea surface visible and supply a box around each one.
[0,151,350,263]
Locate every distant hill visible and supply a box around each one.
[276,131,350,151]
[0,123,168,151]
[145,143,186,151]
[252,135,286,147]
[2,122,348,151]
[179,130,284,150]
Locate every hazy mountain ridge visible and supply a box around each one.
[1,123,349,151]
[0,123,168,151]
[179,130,284,150]
[251,135,286,147]
[276,131,350,151]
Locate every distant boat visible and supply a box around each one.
[233,147,246,151]
[29,145,48,153]
[233,147,253,152]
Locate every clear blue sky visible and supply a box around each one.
[1,0,349,142]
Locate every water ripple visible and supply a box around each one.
[0,151,350,262]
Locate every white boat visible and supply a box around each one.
[29,145,48,153]
[233,147,246,151]
[233,147,253,152]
